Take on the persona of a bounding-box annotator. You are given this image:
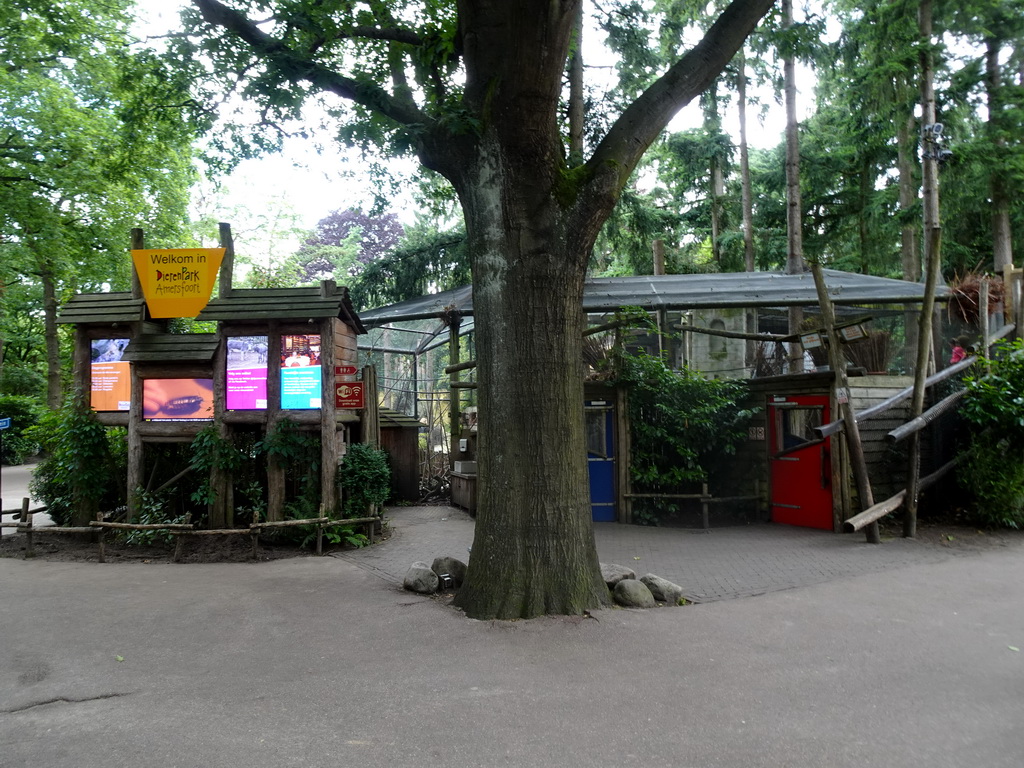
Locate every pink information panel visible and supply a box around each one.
[226,335,268,410]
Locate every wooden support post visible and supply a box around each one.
[907,4,944,540]
[266,324,285,522]
[23,501,34,558]
[447,312,461,468]
[218,223,234,298]
[980,278,991,374]
[320,309,339,516]
[96,510,106,563]
[701,482,710,531]
[1016,271,1024,342]
[810,263,879,542]
[130,228,144,300]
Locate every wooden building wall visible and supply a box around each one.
[848,376,914,503]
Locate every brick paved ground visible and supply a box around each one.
[336,505,978,603]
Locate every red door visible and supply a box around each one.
[768,395,833,530]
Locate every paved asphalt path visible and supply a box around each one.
[1,462,52,526]
[2,505,1023,767]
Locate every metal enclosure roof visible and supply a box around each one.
[358,269,948,328]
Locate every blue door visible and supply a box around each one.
[586,401,616,522]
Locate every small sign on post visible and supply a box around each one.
[335,381,365,409]
[0,418,10,430]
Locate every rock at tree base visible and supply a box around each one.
[431,556,468,588]
[613,579,656,608]
[641,574,686,605]
[404,562,440,594]
[601,562,637,587]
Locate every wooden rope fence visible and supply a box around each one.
[2,498,380,561]
[623,481,762,530]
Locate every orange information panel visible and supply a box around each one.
[91,361,131,411]
[336,381,365,409]
[131,248,226,318]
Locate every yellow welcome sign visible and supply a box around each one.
[131,248,226,318]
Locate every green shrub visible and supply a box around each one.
[0,394,43,465]
[26,398,127,526]
[339,442,392,517]
[612,350,757,525]
[959,340,1024,528]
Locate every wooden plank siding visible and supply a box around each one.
[848,376,914,503]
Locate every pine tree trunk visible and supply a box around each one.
[783,0,804,372]
[737,51,756,274]
[986,37,1013,272]
[897,115,919,281]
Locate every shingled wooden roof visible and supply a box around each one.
[57,292,146,325]
[196,286,367,333]
[379,407,422,429]
[122,334,220,363]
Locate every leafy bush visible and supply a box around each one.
[0,394,43,465]
[339,442,391,517]
[26,399,127,526]
[613,350,757,525]
[959,340,1024,528]
[122,489,190,546]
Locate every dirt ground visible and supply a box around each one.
[2,513,1020,564]
[875,516,1024,551]
[0,525,388,564]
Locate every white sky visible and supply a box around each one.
[132,2,797,263]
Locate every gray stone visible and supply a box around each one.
[431,556,468,588]
[613,578,656,609]
[600,562,637,587]
[641,574,686,605]
[403,561,440,594]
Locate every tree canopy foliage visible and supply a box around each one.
[0,0,204,402]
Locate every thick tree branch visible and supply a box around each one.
[0,175,59,191]
[584,0,774,203]
[349,25,424,46]
[193,0,427,128]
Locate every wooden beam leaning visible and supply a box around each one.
[843,455,960,532]
[886,388,966,443]
[815,323,1013,440]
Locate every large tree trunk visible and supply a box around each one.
[452,142,608,619]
